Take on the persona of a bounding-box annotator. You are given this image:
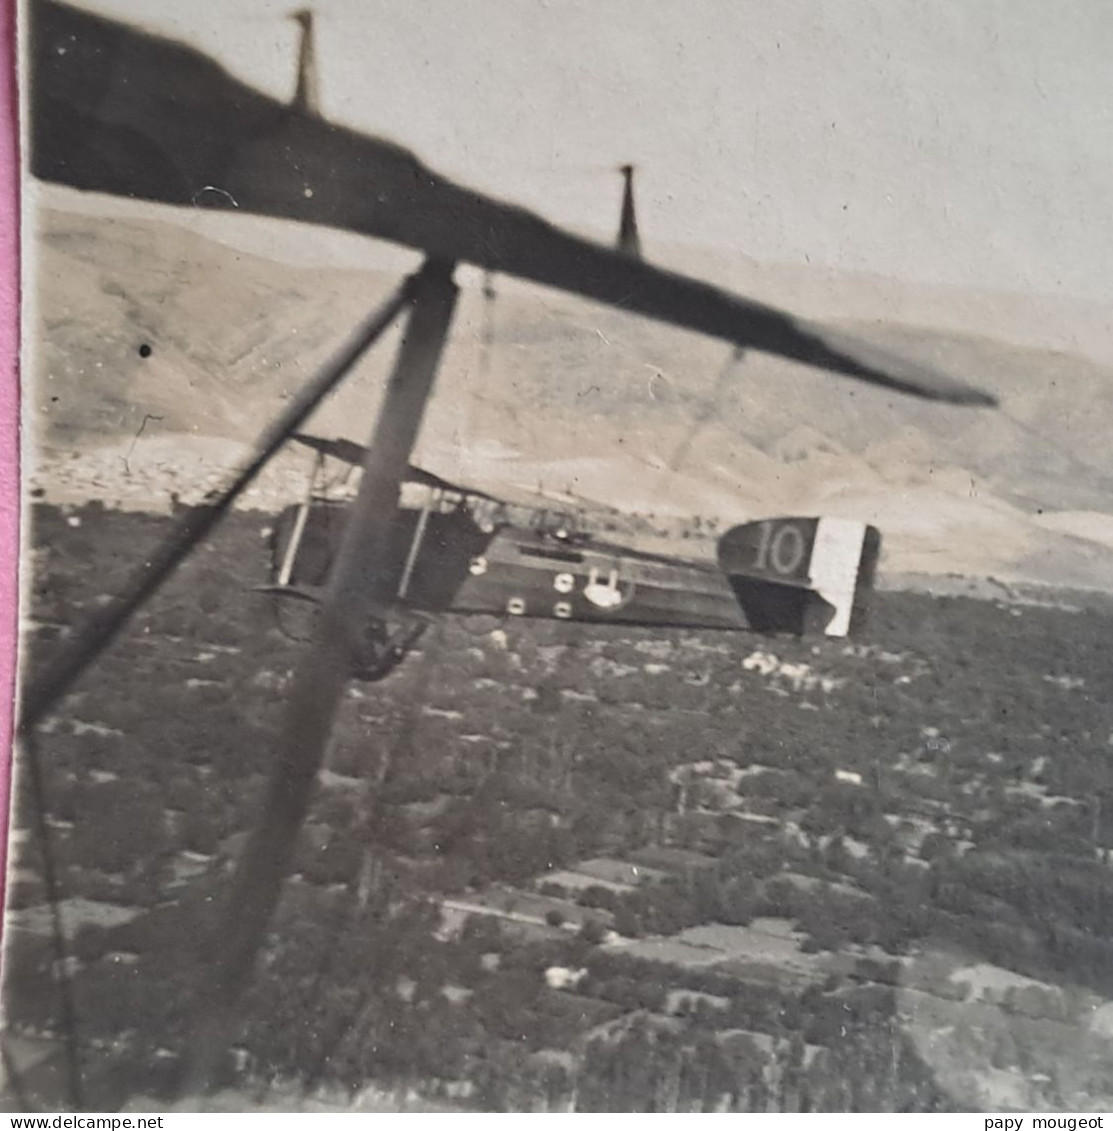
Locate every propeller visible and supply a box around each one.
[29,0,995,406]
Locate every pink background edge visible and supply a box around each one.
[1,0,19,910]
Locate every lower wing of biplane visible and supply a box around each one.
[260,436,880,678]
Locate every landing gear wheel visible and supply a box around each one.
[273,597,320,644]
[350,614,432,681]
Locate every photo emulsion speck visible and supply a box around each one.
[5,0,1113,1113]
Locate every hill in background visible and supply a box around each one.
[23,191,1113,590]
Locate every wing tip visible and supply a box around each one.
[940,385,998,408]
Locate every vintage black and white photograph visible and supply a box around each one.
[5,0,1113,1112]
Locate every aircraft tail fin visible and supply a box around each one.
[717,517,881,638]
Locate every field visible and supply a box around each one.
[5,501,1113,1112]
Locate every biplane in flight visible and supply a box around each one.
[262,433,881,679]
[25,0,994,696]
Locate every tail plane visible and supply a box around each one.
[717,517,881,638]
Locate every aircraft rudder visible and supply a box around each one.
[716,515,881,638]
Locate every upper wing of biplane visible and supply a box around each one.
[29,0,996,407]
[291,432,501,500]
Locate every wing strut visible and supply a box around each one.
[19,280,414,732]
[179,257,460,1097]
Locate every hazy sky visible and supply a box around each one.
[55,1,1113,302]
